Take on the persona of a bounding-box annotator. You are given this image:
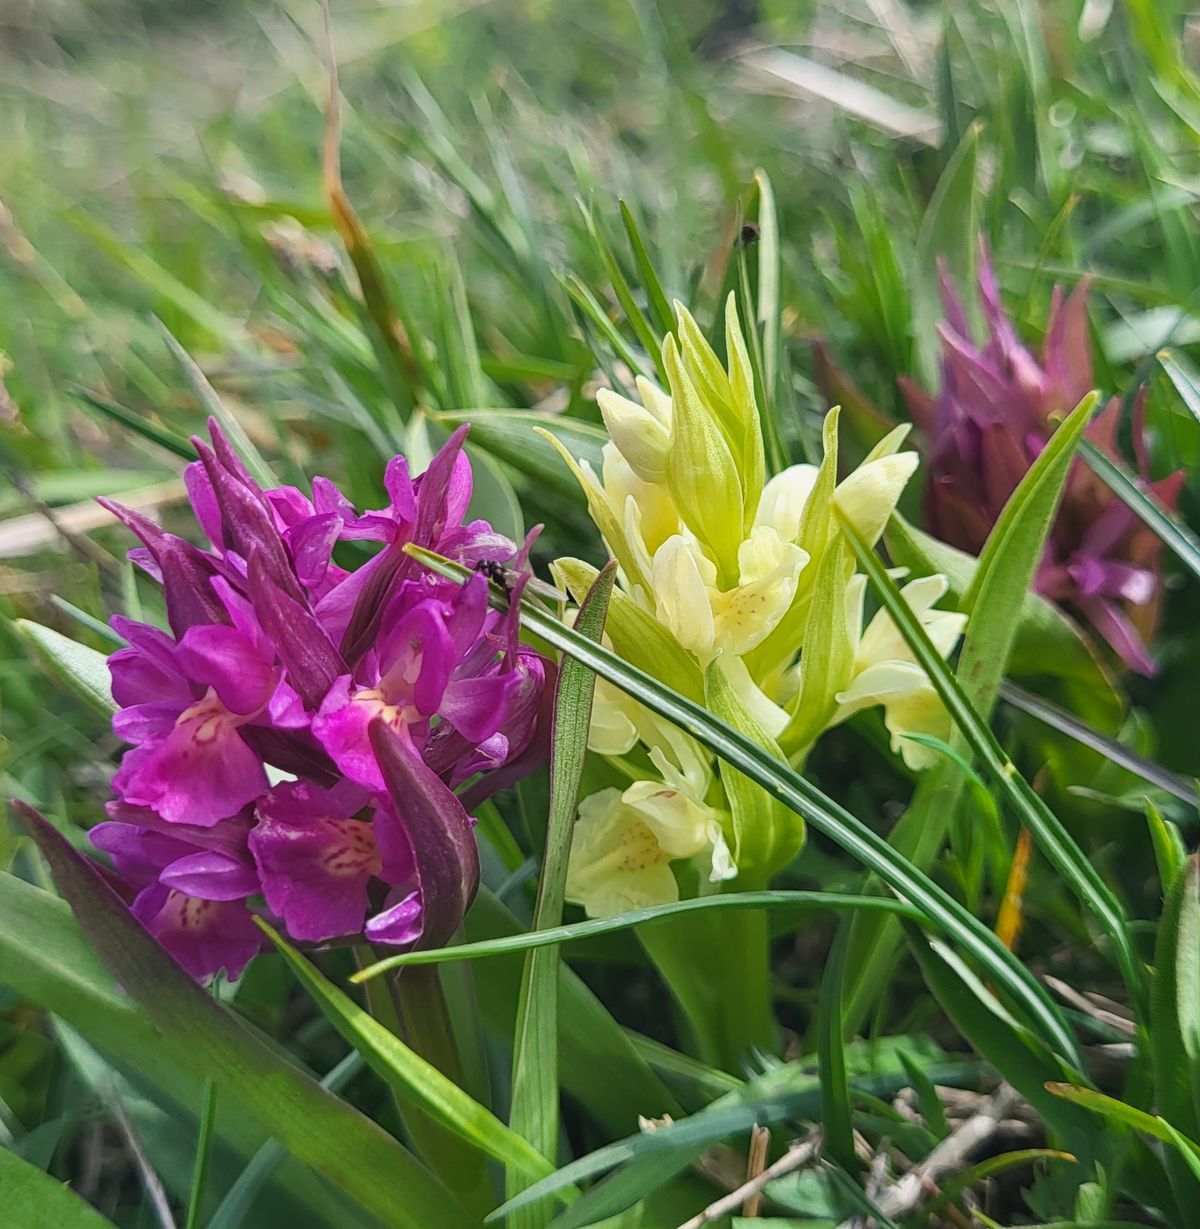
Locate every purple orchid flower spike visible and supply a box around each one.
[902,243,1184,675]
[95,418,547,981]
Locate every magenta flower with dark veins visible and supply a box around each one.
[97,421,546,980]
[901,249,1185,675]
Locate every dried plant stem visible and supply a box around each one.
[675,1132,822,1229]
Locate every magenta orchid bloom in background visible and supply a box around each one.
[96,421,546,980]
[901,247,1185,675]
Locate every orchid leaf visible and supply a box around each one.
[0,1147,118,1229]
[13,804,475,1229]
[13,620,115,716]
[258,921,557,1186]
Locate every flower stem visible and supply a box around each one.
[354,949,493,1216]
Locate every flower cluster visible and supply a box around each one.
[93,423,546,980]
[551,297,964,917]
[901,251,1185,674]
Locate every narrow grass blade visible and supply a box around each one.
[184,1079,218,1229]
[581,206,666,384]
[619,200,673,336]
[14,803,476,1229]
[400,545,1080,1065]
[354,891,923,978]
[0,1147,118,1229]
[71,387,194,460]
[507,563,616,1227]
[257,920,556,1186]
[155,320,275,488]
[817,923,857,1173]
[1000,679,1197,805]
[559,272,649,379]
[1080,437,1200,585]
[839,516,1145,1019]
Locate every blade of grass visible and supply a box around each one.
[184,1079,218,1229]
[400,545,1080,1065]
[619,200,673,336]
[1080,437,1200,585]
[155,320,275,488]
[839,515,1145,1020]
[818,922,857,1173]
[507,563,616,1228]
[70,387,194,461]
[356,891,923,977]
[1000,679,1197,805]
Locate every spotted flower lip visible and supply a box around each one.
[96,418,547,980]
[902,244,1185,675]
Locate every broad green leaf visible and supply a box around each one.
[508,564,616,1228]
[15,805,475,1229]
[207,1053,365,1229]
[405,545,1080,1066]
[0,875,363,1227]
[0,1146,117,1229]
[14,620,115,716]
[1151,856,1200,1141]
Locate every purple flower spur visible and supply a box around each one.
[96,422,546,979]
[901,248,1185,675]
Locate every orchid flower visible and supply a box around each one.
[552,297,962,917]
[97,421,546,979]
[901,246,1185,674]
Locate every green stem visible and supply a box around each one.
[353,949,493,1218]
[638,890,776,1073]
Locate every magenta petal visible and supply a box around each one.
[250,781,378,942]
[364,890,423,946]
[160,850,260,901]
[312,677,388,791]
[439,672,519,741]
[113,700,187,745]
[377,601,455,715]
[179,624,276,717]
[118,705,267,826]
[134,884,261,981]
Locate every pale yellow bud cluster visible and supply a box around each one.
[550,297,964,917]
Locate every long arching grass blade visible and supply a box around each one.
[402,544,1080,1066]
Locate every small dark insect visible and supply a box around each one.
[473,558,513,595]
[739,221,760,248]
